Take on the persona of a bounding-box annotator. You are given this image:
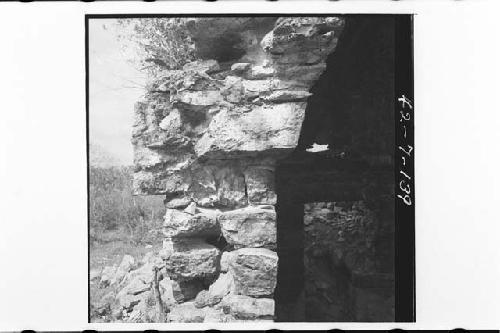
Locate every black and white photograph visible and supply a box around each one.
[1,1,500,331]
[87,15,413,323]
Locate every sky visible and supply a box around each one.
[89,19,147,166]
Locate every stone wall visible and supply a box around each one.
[130,17,346,322]
[304,201,394,321]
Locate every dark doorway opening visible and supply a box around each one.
[273,15,397,322]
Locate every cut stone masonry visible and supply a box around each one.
[131,16,346,322]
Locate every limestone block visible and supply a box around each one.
[193,290,214,308]
[167,301,226,323]
[175,90,222,107]
[167,302,205,323]
[244,167,277,205]
[262,90,312,103]
[262,17,344,66]
[121,278,150,296]
[116,274,152,312]
[220,76,248,103]
[159,239,221,282]
[159,109,182,132]
[208,272,235,300]
[110,255,136,285]
[228,248,278,297]
[220,251,234,272]
[203,310,235,323]
[183,202,197,215]
[165,197,192,209]
[194,102,306,159]
[221,294,274,320]
[245,65,275,79]
[127,292,159,323]
[230,62,251,73]
[194,272,234,308]
[189,164,247,208]
[182,59,220,74]
[163,208,219,239]
[219,206,276,249]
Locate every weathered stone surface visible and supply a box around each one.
[262,17,344,79]
[127,292,159,323]
[118,292,145,312]
[159,276,202,303]
[99,266,117,288]
[194,290,211,308]
[245,65,275,80]
[183,201,197,215]
[194,102,307,159]
[231,62,251,73]
[132,17,345,196]
[208,272,234,299]
[203,310,235,323]
[228,248,278,297]
[120,255,164,288]
[122,278,151,296]
[165,197,192,209]
[194,272,234,308]
[167,300,235,323]
[221,295,274,320]
[194,290,217,308]
[175,90,222,107]
[188,163,247,207]
[111,255,136,285]
[116,265,155,312]
[219,251,234,272]
[182,59,220,73]
[159,277,179,306]
[163,208,219,238]
[219,206,276,249]
[167,302,206,323]
[244,167,276,204]
[262,90,312,103]
[160,239,221,282]
[158,108,182,132]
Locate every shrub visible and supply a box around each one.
[89,166,164,244]
[116,18,196,75]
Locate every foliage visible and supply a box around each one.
[89,166,164,245]
[116,18,196,75]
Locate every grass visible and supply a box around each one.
[90,229,163,270]
[89,233,164,322]
[88,165,166,321]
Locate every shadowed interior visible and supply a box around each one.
[274,16,396,322]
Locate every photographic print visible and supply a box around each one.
[87,15,414,323]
